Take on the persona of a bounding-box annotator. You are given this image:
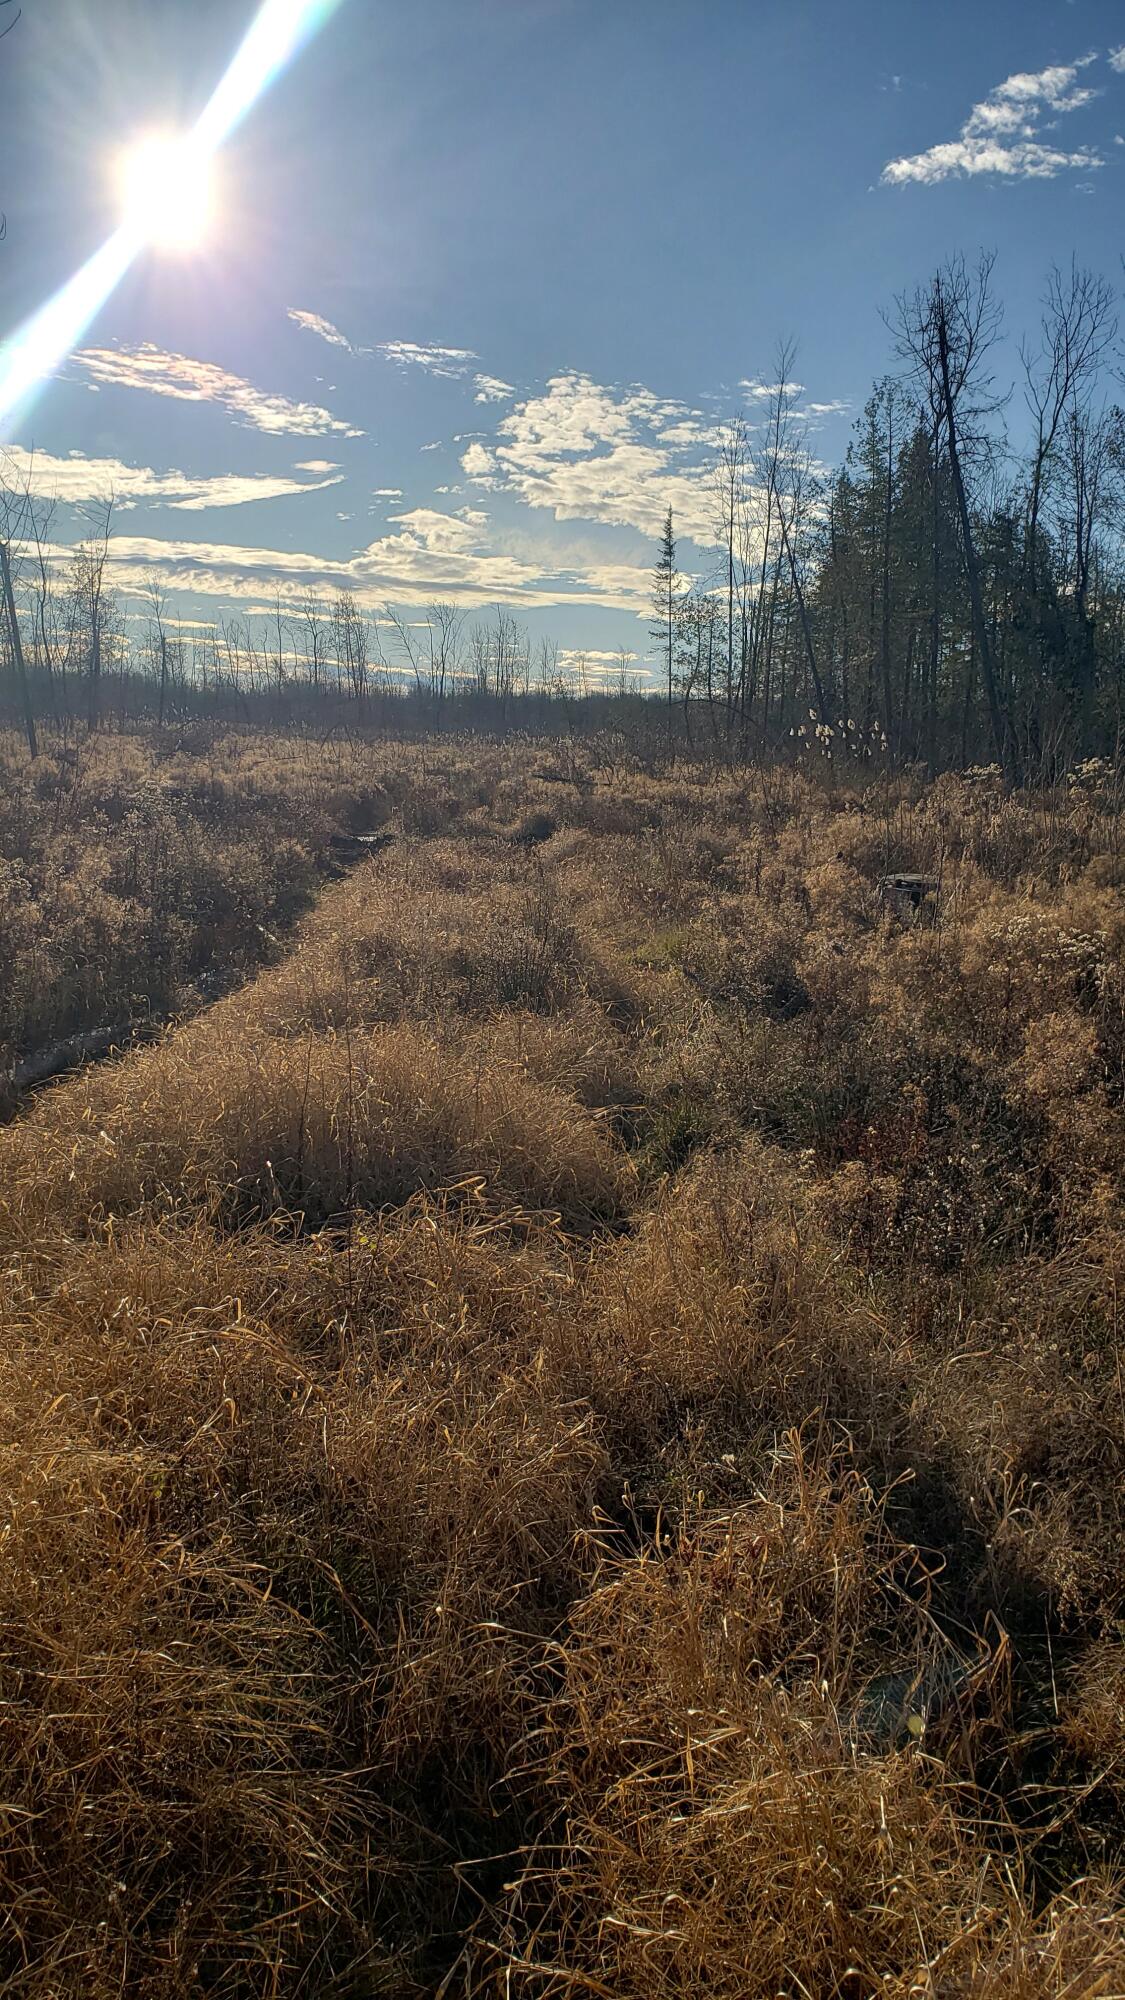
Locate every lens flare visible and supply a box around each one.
[0,229,138,432]
[0,0,346,438]
[195,0,343,152]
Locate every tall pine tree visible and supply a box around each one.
[651,508,679,725]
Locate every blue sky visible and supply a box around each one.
[2,0,1124,676]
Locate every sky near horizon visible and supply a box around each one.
[1,0,1124,677]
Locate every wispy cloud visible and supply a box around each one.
[557,646,641,686]
[1110,46,1125,74]
[287,308,355,350]
[882,56,1103,185]
[377,340,478,379]
[373,486,403,497]
[473,373,516,403]
[60,507,655,615]
[74,343,364,437]
[288,313,486,387]
[740,377,806,400]
[2,445,343,513]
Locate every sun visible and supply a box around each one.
[117,133,215,252]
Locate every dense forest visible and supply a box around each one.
[3,253,1124,778]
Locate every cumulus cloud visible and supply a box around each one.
[460,440,500,486]
[473,373,516,403]
[74,344,364,437]
[471,372,722,545]
[38,348,850,622]
[882,56,1104,184]
[657,416,726,450]
[1,445,343,513]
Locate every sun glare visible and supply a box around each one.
[2,0,345,435]
[117,133,215,252]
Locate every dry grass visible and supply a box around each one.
[1,1009,623,1232]
[488,1438,1125,1999]
[0,729,1123,1993]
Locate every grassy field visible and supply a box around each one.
[1,724,1124,1995]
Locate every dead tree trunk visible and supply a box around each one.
[0,533,37,758]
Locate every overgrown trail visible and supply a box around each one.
[1,734,1123,1996]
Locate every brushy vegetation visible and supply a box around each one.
[1,720,1124,1996]
[0,723,400,1083]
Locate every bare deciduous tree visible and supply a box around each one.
[294,592,329,693]
[146,579,170,726]
[756,348,831,731]
[1021,261,1116,590]
[0,474,38,757]
[331,591,368,702]
[384,601,464,702]
[70,496,114,729]
[714,415,749,734]
[896,254,1012,782]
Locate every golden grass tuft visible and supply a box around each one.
[0,1014,624,1233]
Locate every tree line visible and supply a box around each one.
[653,254,1125,783]
[0,479,644,739]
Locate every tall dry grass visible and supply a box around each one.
[1,733,1124,1993]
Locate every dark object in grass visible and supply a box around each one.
[513,810,557,848]
[878,873,940,922]
[327,830,397,862]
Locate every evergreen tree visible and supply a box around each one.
[651,507,679,724]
